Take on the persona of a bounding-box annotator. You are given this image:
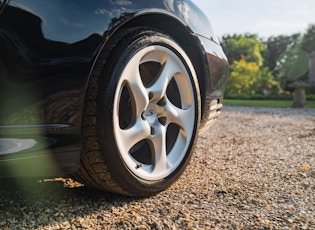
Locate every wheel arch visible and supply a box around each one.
[101,12,210,120]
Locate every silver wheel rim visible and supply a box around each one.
[113,44,196,181]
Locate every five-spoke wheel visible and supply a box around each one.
[114,45,196,181]
[76,28,200,196]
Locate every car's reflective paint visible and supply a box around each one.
[0,0,228,177]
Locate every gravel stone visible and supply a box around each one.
[0,106,314,229]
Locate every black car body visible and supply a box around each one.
[0,0,228,196]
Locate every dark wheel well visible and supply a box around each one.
[117,13,208,118]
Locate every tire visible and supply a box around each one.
[74,28,201,196]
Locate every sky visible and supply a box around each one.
[193,0,315,39]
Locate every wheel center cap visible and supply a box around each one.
[143,110,157,124]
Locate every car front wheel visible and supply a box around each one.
[75,28,201,196]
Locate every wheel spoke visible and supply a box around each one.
[168,131,186,163]
[147,56,182,100]
[150,125,168,174]
[122,57,149,113]
[117,118,151,152]
[164,101,194,134]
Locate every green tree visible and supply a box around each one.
[222,34,280,96]
[301,24,315,54]
[276,47,309,81]
[276,47,310,107]
[265,34,302,74]
[221,34,266,66]
[226,58,278,95]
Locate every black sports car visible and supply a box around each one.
[0,0,228,196]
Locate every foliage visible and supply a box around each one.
[276,47,309,81]
[221,24,315,98]
[221,34,266,66]
[265,34,302,74]
[226,58,279,95]
[301,24,315,54]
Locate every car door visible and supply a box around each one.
[0,0,101,159]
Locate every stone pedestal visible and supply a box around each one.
[289,82,309,108]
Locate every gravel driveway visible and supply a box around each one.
[1,106,314,229]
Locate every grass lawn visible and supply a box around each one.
[223,99,315,108]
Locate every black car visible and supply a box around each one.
[0,0,228,196]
